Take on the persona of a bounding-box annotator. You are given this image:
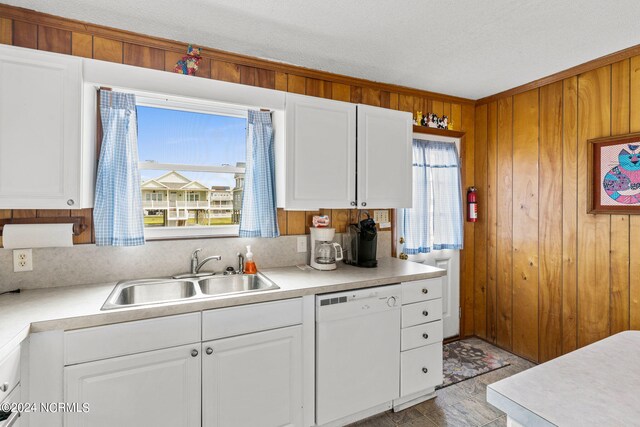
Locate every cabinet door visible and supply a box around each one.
[283,93,356,209]
[65,344,201,427]
[0,45,82,209]
[401,342,443,397]
[203,325,303,427]
[357,105,412,208]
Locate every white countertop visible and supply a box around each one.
[487,331,640,426]
[0,257,445,361]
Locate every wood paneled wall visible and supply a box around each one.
[0,4,476,265]
[473,57,640,362]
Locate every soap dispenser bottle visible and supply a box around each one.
[243,245,257,274]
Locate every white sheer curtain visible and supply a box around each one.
[401,140,463,254]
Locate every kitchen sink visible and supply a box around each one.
[198,274,279,296]
[101,273,279,310]
[101,279,199,310]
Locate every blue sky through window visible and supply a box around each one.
[137,106,246,188]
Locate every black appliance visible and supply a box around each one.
[343,212,377,268]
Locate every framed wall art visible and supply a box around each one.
[588,132,640,214]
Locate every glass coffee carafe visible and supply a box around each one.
[314,240,344,266]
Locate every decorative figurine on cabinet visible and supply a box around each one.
[415,111,423,126]
[174,45,202,76]
[427,113,438,128]
[438,116,448,129]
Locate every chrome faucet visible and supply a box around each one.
[191,249,222,274]
[237,252,245,274]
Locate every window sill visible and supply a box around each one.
[144,225,240,241]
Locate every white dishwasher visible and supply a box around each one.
[316,285,401,426]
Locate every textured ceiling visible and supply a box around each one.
[5,0,640,99]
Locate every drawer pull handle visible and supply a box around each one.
[422,310,429,316]
[0,382,7,392]
[422,367,429,374]
[422,288,429,294]
[422,333,429,339]
[206,347,214,355]
[191,349,199,357]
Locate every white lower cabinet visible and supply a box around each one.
[400,343,443,397]
[202,325,303,427]
[61,300,304,427]
[1,385,21,427]
[64,343,201,427]
[394,279,444,411]
[0,346,21,427]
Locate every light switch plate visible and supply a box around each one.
[373,210,390,225]
[297,236,307,253]
[13,249,33,272]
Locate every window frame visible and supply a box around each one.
[134,91,248,240]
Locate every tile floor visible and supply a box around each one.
[349,338,536,427]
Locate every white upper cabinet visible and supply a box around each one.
[357,104,413,209]
[279,93,357,209]
[0,45,87,209]
[279,93,412,210]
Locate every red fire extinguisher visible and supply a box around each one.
[467,187,478,222]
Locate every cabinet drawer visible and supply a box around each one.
[0,347,20,403]
[65,313,201,365]
[402,299,442,328]
[202,298,302,341]
[401,320,443,351]
[401,342,443,397]
[402,278,442,304]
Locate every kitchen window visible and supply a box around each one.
[135,94,247,239]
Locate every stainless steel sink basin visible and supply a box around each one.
[101,273,279,310]
[102,279,199,310]
[198,274,279,296]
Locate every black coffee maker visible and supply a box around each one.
[343,212,377,268]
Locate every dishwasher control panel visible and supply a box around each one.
[316,285,402,320]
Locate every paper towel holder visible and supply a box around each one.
[0,216,88,236]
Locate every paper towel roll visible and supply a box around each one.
[3,223,74,249]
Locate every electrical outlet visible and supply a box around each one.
[296,236,307,253]
[13,249,33,272]
[373,210,389,225]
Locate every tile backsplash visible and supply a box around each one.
[0,231,391,292]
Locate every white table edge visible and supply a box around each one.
[487,385,557,427]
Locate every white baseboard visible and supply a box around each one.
[393,388,436,412]
[316,401,393,427]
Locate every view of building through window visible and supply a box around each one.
[136,105,247,231]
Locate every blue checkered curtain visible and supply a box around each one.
[94,90,145,246]
[239,110,279,238]
[401,140,463,254]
